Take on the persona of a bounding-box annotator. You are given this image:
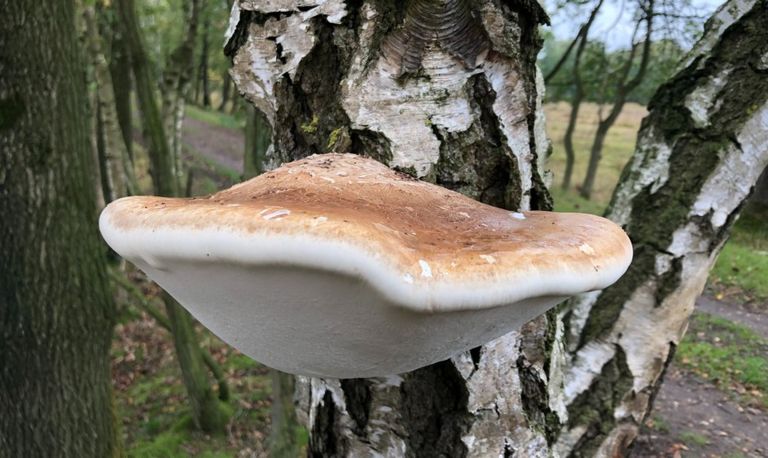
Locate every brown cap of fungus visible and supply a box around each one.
[99,153,632,377]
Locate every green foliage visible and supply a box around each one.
[540,38,685,106]
[677,313,768,408]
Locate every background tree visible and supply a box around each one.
[580,0,655,198]
[549,0,605,190]
[0,0,119,455]
[116,0,230,434]
[226,0,768,455]
[555,0,768,452]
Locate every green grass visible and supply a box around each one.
[186,105,245,131]
[709,204,768,300]
[677,312,768,407]
[678,430,710,447]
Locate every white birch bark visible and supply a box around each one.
[225,0,768,455]
[556,1,768,454]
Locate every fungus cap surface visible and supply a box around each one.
[100,153,632,377]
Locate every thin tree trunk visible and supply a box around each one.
[580,0,655,199]
[227,1,554,454]
[557,1,768,454]
[85,5,135,201]
[161,0,202,191]
[270,370,301,457]
[242,101,298,454]
[243,104,271,179]
[199,17,211,108]
[0,0,119,455]
[116,0,229,434]
[110,15,134,164]
[562,0,604,190]
[219,71,232,112]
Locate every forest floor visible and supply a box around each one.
[117,103,767,457]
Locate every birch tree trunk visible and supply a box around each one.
[556,0,768,454]
[226,0,768,455]
[84,5,136,202]
[226,1,557,455]
[0,0,119,454]
[161,0,202,190]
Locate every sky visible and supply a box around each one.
[544,0,725,51]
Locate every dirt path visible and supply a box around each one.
[182,116,244,174]
[633,294,768,457]
[634,365,768,457]
[697,295,768,340]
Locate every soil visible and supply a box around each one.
[182,116,244,174]
[177,113,768,457]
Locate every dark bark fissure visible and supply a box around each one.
[400,361,473,458]
[434,73,520,210]
[566,347,634,458]
[517,312,562,445]
[272,20,355,162]
[310,391,340,457]
[340,379,374,436]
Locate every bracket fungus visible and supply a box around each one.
[100,153,632,378]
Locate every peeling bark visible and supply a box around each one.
[557,0,768,454]
[227,1,566,455]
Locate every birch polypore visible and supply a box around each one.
[100,154,632,378]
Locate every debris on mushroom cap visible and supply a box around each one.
[99,153,633,377]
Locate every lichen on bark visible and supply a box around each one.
[557,1,768,454]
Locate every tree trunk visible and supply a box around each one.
[0,0,119,455]
[161,0,202,191]
[116,0,229,434]
[85,5,136,201]
[227,1,557,455]
[270,370,301,457]
[109,14,134,164]
[199,18,212,108]
[580,0,655,199]
[243,104,271,179]
[561,0,603,191]
[219,71,232,112]
[242,101,298,454]
[556,0,768,454]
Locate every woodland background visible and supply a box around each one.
[1,0,767,456]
